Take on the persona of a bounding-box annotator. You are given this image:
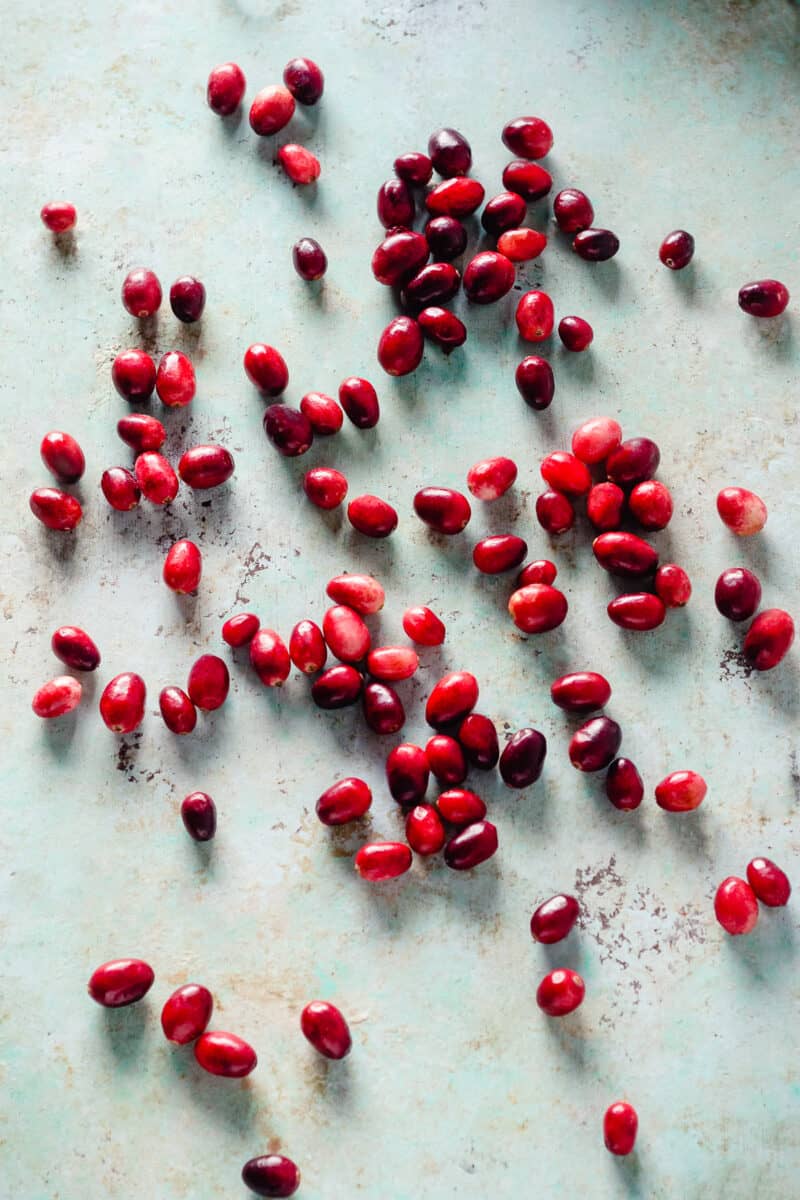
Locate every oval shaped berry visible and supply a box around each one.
[323,606,370,663]
[99,672,146,733]
[181,791,217,841]
[187,654,230,710]
[121,268,162,318]
[502,160,552,200]
[316,778,372,826]
[367,646,418,681]
[515,356,554,409]
[278,143,320,185]
[207,62,246,115]
[178,444,234,489]
[497,227,547,262]
[655,563,692,608]
[550,672,611,713]
[394,151,432,184]
[714,877,759,935]
[406,804,446,855]
[473,534,528,574]
[572,417,622,465]
[444,820,498,870]
[264,405,313,457]
[249,84,295,135]
[289,620,327,673]
[659,230,694,270]
[738,279,789,318]
[553,188,594,232]
[30,488,82,531]
[516,290,555,341]
[608,593,666,631]
[101,467,141,512]
[169,275,206,323]
[427,127,471,177]
[536,491,575,535]
[300,392,342,435]
[156,351,195,408]
[606,437,660,487]
[536,969,585,1016]
[354,842,413,881]
[418,306,467,353]
[163,539,202,593]
[746,857,791,907]
[604,1102,638,1156]
[363,681,405,735]
[593,532,658,577]
[161,984,213,1044]
[242,1155,300,1198]
[518,559,557,587]
[569,717,622,772]
[134,453,179,505]
[51,626,100,672]
[573,229,619,261]
[463,251,515,304]
[159,686,197,734]
[587,482,624,532]
[371,229,429,287]
[244,344,289,396]
[530,895,579,944]
[292,238,327,281]
[606,758,644,811]
[502,115,553,159]
[301,1001,351,1060]
[655,770,707,812]
[311,665,363,709]
[425,177,485,218]
[377,316,424,377]
[425,671,479,727]
[250,629,291,687]
[437,788,486,826]
[458,713,498,769]
[222,613,260,647]
[481,191,527,236]
[629,480,673,530]
[303,467,348,510]
[467,456,517,501]
[88,959,154,1007]
[40,201,77,232]
[508,584,568,634]
[283,55,324,104]
[117,412,165,452]
[499,728,547,788]
[403,606,445,646]
[558,316,593,352]
[425,735,467,785]
[404,263,461,310]
[339,376,380,429]
[194,1031,257,1077]
[424,215,467,261]
[716,486,767,536]
[327,574,385,614]
[714,567,761,622]
[414,487,471,535]
[743,609,794,670]
[386,743,429,805]
[32,676,82,719]
[40,431,85,483]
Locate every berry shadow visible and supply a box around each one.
[301,1048,355,1109]
[41,708,81,755]
[666,260,706,307]
[723,910,796,983]
[166,1050,261,1132]
[582,259,623,304]
[101,1001,150,1068]
[541,1010,591,1070]
[50,230,78,262]
[659,807,713,864]
[610,1150,645,1198]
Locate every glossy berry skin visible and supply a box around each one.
[437,788,486,826]
[88,959,154,1008]
[161,984,213,1044]
[371,229,429,286]
[301,1001,351,1060]
[245,344,289,396]
[569,717,622,773]
[587,483,625,532]
[386,743,429,805]
[536,969,585,1016]
[163,539,202,593]
[714,877,759,935]
[32,676,82,719]
[403,262,460,308]
[418,307,467,353]
[516,290,554,342]
[170,275,205,322]
[573,229,620,261]
[606,437,660,487]
[403,606,445,646]
[593,531,658,577]
[292,238,327,281]
[425,177,485,218]
[40,201,76,232]
[339,376,380,429]
[347,494,397,538]
[316,778,372,826]
[117,413,165,452]
[394,151,433,185]
[458,713,499,769]
[300,392,341,434]
[156,351,195,408]
[629,480,673,530]
[40,431,85,483]
[311,665,363,709]
[558,315,593,352]
[743,609,794,670]
[746,858,791,907]
[502,160,552,201]
[497,228,547,261]
[530,895,579,944]
[425,735,467,785]
[363,682,405,734]
[278,143,320,185]
[303,467,348,510]
[659,230,694,270]
[541,452,591,496]
[463,251,515,304]
[194,1031,257,1077]
[604,1103,638,1156]
[377,177,414,228]
[222,613,260,648]
[424,216,467,261]
[367,646,418,681]
[467,456,517,501]
[655,563,692,608]
[112,349,157,401]
[518,560,557,587]
[121,268,162,318]
[481,191,527,236]
[378,317,424,376]
[30,488,82,530]
[323,605,370,663]
[502,116,553,159]
[355,842,413,881]
[515,356,554,410]
[207,62,245,114]
[427,127,471,177]
[553,188,594,233]
[536,490,574,535]
[406,805,446,856]
[414,487,471,534]
[444,820,498,870]
[572,417,622,464]
[289,620,327,673]
[249,85,295,135]
[159,686,197,735]
[100,467,140,512]
[264,405,313,457]
[134,453,179,505]
[179,445,234,490]
[425,671,479,727]
[473,534,527,574]
[714,567,761,621]
[242,1155,300,1198]
[327,574,385,614]
[716,487,767,536]
[508,584,568,634]
[606,758,644,811]
[608,593,666,631]
[99,673,146,733]
[250,630,291,687]
[655,770,707,812]
[181,791,217,841]
[738,279,789,318]
[283,56,324,104]
[187,654,230,710]
[499,728,547,788]
[52,626,100,672]
[551,672,611,714]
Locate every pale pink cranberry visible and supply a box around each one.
[746,857,791,907]
[249,85,295,135]
[467,456,517,500]
[604,1102,638,1156]
[347,494,397,538]
[178,445,234,489]
[161,984,213,1043]
[714,877,759,935]
[159,687,197,734]
[88,959,154,1007]
[32,676,82,719]
[30,488,82,530]
[117,413,165,452]
[316,778,372,825]
[571,416,622,464]
[516,290,555,341]
[195,1031,257,1077]
[629,480,673,530]
[558,315,593,351]
[536,969,584,1016]
[289,620,327,673]
[40,431,85,483]
[99,673,146,733]
[300,392,342,434]
[51,626,100,671]
[278,144,320,185]
[101,467,141,511]
[163,539,202,593]
[244,344,289,396]
[326,574,385,614]
[283,56,324,104]
[496,228,547,261]
[354,842,413,881]
[187,654,230,710]
[743,609,794,670]
[303,467,348,510]
[608,593,666,631]
[156,351,196,408]
[121,268,162,318]
[425,671,479,727]
[502,115,553,159]
[716,486,767,536]
[367,646,419,681]
[222,613,260,647]
[587,482,624,531]
[655,563,691,608]
[322,606,370,663]
[40,201,76,232]
[250,630,291,686]
[508,584,568,634]
[655,770,707,812]
[403,606,445,646]
[540,451,591,495]
[134,453,178,505]
[406,805,446,855]
[112,349,157,401]
[207,62,246,115]
[301,1001,351,1059]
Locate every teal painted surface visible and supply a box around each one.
[2,0,799,1196]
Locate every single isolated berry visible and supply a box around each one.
[659,230,694,270]
[207,62,246,115]
[40,202,76,233]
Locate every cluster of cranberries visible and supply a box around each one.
[714,857,791,935]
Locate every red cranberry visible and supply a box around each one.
[606,758,643,811]
[181,791,217,841]
[206,62,246,115]
[311,665,363,709]
[530,894,579,944]
[121,268,161,318]
[463,251,515,304]
[629,480,673,530]
[515,355,554,409]
[100,467,140,512]
[378,316,424,376]
[99,673,146,733]
[316,777,372,826]
[502,160,552,200]
[425,735,467,785]
[32,676,82,719]
[394,151,433,184]
[117,412,164,452]
[473,534,528,573]
[426,177,485,218]
[303,467,348,510]
[242,1154,300,1198]
[161,984,213,1044]
[289,620,327,673]
[424,215,467,261]
[404,262,460,308]
[518,559,557,587]
[300,391,341,434]
[587,483,624,531]
[30,487,82,530]
[406,804,446,855]
[516,290,554,342]
[250,629,291,687]
[245,343,289,396]
[499,727,547,788]
[292,237,327,281]
[249,85,294,135]
[327,573,385,614]
[659,230,694,270]
[222,613,260,647]
[371,229,429,286]
[536,490,575,535]
[604,1102,638,1156]
[655,563,692,608]
[278,143,320,185]
[569,716,622,772]
[40,201,76,232]
[572,416,622,464]
[508,584,568,633]
[170,275,205,322]
[264,405,313,457]
[743,609,794,670]
[163,539,202,593]
[155,351,196,407]
[363,681,405,734]
[608,593,666,631]
[716,486,767,536]
[655,770,707,812]
[283,56,324,104]
[497,228,547,261]
[746,857,791,907]
[427,127,471,177]
[88,959,154,1007]
[403,606,445,646]
[112,349,157,401]
[40,431,85,483]
[467,456,517,501]
[558,315,593,352]
[159,686,197,734]
[606,437,660,486]
[134,452,179,504]
[714,567,761,621]
[481,191,527,236]
[339,376,380,429]
[553,188,594,233]
[386,743,429,804]
[187,654,230,710]
[551,672,611,713]
[738,279,789,318]
[437,788,487,825]
[52,626,100,672]
[367,646,418,681]
[573,229,620,261]
[444,820,498,870]
[502,116,553,159]
[323,605,370,663]
[458,713,498,769]
[347,494,397,538]
[179,444,234,489]
[195,1031,257,1077]
[377,177,414,228]
[355,842,413,882]
[593,531,658,577]
[426,671,479,727]
[414,487,471,534]
[536,968,585,1016]
[714,877,759,935]
[418,306,467,352]
[301,1001,351,1060]
[540,452,591,495]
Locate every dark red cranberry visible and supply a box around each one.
[517,559,557,587]
[659,230,694,270]
[573,229,620,261]
[52,626,100,672]
[414,487,471,534]
[714,877,759,935]
[355,842,413,881]
[249,85,295,135]
[406,804,446,855]
[339,376,380,429]
[743,609,794,670]
[367,645,418,681]
[99,673,146,733]
[283,56,324,104]
[608,593,666,631]
[458,713,499,769]
[746,857,791,907]
[606,758,643,811]
[717,486,767,536]
[112,349,157,401]
[371,229,429,286]
[159,686,197,734]
[88,959,154,1007]
[587,483,624,531]
[541,452,591,496]
[516,289,555,341]
[121,268,162,318]
[347,494,397,537]
[386,743,429,804]
[425,671,479,727]
[117,413,165,453]
[502,116,553,159]
[264,405,313,456]
[169,275,206,322]
[326,573,385,613]
[473,534,528,573]
[629,480,673,530]
[502,160,552,201]
[244,343,289,396]
[30,487,82,530]
[278,143,321,185]
[551,672,611,713]
[32,676,82,718]
[536,490,575,535]
[437,788,486,825]
[418,306,467,352]
[508,584,568,633]
[593,531,659,577]
[715,567,761,621]
[250,629,291,687]
[195,1031,257,1077]
[604,1103,638,1156]
[363,681,405,734]
[377,316,424,376]
[178,444,234,489]
[572,417,622,464]
[161,984,213,1044]
[181,791,217,841]
[497,228,547,261]
[40,201,76,232]
[515,356,554,409]
[206,62,246,115]
[300,391,341,434]
[303,467,348,510]
[553,188,594,233]
[289,620,327,673]
[655,563,692,608]
[425,734,467,785]
[536,968,585,1016]
[424,215,467,261]
[463,251,515,304]
[499,728,547,788]
[606,437,660,486]
[530,895,579,943]
[292,237,327,281]
[444,820,498,870]
[222,613,260,647]
[242,1155,300,1198]
[425,177,485,218]
[40,431,85,483]
[569,716,622,772]
[187,654,230,711]
[404,262,460,308]
[403,606,445,645]
[316,777,372,825]
[377,177,414,228]
[558,315,593,351]
[301,1001,351,1060]
[481,191,527,236]
[322,605,370,663]
[163,538,202,593]
[467,456,517,501]
[394,152,433,185]
[655,770,707,812]
[738,279,789,318]
[311,665,363,709]
[427,127,471,177]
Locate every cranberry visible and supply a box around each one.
[371,229,429,286]
[473,534,527,574]
[250,629,291,687]
[716,486,767,536]
[606,437,660,486]
[283,56,324,104]
[222,613,260,648]
[264,405,313,457]
[161,984,213,1044]
[155,351,195,408]
[316,777,372,826]
[52,626,100,672]
[608,593,666,631]
[99,672,146,733]
[714,877,759,935]
[746,857,791,907]
[134,453,179,505]
[426,735,467,785]
[187,654,230,710]
[573,229,620,261]
[245,344,289,396]
[497,228,547,262]
[30,487,82,530]
[655,563,692,608]
[377,177,414,228]
[743,609,794,670]
[386,743,429,804]
[536,490,575,535]
[463,251,515,304]
[659,230,694,270]
[467,456,517,501]
[516,290,554,342]
[714,567,761,621]
[117,412,165,452]
[539,452,591,496]
[326,573,385,614]
[181,791,217,841]
[100,467,140,511]
[195,1031,257,1077]
[278,143,320,185]
[655,770,707,813]
[502,116,553,159]
[363,681,405,734]
[508,584,568,634]
[179,444,234,489]
[159,686,197,734]
[32,676,82,719]
[303,467,348,510]
[242,1154,300,1198]
[518,559,557,587]
[536,968,585,1016]
[481,191,527,236]
[40,201,76,232]
[515,356,554,409]
[502,160,552,201]
[88,959,154,1008]
[587,483,625,531]
[394,152,433,184]
[40,431,85,483]
[367,646,418,681]
[444,820,498,870]
[425,671,479,727]
[121,268,162,318]
[289,620,327,673]
[404,262,460,308]
[170,275,206,323]
[300,392,341,434]
[572,417,622,464]
[558,315,593,352]
[377,316,424,376]
[629,480,673,530]
[427,127,471,177]
[418,306,467,352]
[604,1102,638,1156]
[292,238,327,281]
[163,539,202,593]
[551,672,611,713]
[339,376,380,429]
[530,894,579,943]
[301,1000,351,1060]
[112,349,157,401]
[355,842,413,881]
[424,215,467,261]
[553,188,594,233]
[414,487,471,534]
[569,716,622,772]
[206,62,246,115]
[311,665,363,708]
[593,531,659,577]
[437,788,487,825]
[426,177,485,218]
[457,713,498,769]
[323,606,370,663]
[403,606,445,646]
[606,758,643,811]
[406,804,446,855]
[347,494,398,537]
[249,85,295,135]
[738,279,789,318]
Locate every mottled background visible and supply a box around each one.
[2,0,799,1196]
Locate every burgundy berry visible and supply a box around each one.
[655,563,692,608]
[458,713,499,769]
[363,681,405,735]
[714,567,761,621]
[40,431,85,483]
[156,351,195,408]
[655,770,707,813]
[347,494,397,538]
[515,356,555,410]
[499,727,547,788]
[244,343,289,396]
[339,376,379,429]
[463,251,515,304]
[473,534,528,573]
[242,1154,300,1198]
[436,788,486,826]
[573,229,620,261]
[134,452,178,504]
[587,483,625,531]
[195,1031,257,1077]
[502,160,552,201]
[394,152,433,185]
[292,237,327,280]
[659,230,694,270]
[444,820,498,870]
[112,349,157,401]
[530,895,579,944]
[99,673,146,733]
[32,676,82,719]
[518,559,557,587]
[187,654,230,711]
[206,62,246,115]
[604,1103,638,1156]
[163,539,202,593]
[159,686,197,735]
[536,490,574,535]
[502,116,553,159]
[606,437,660,486]
[467,456,517,500]
[326,573,385,614]
[497,228,547,261]
[378,316,424,376]
[169,275,206,323]
[283,56,324,104]
[289,620,327,674]
[738,279,789,318]
[743,609,794,671]
[516,290,555,341]
[30,487,83,530]
[508,584,568,634]
[355,842,413,882]
[606,758,643,811]
[316,778,372,826]
[536,969,585,1016]
[427,127,471,177]
[425,671,479,727]
[371,229,429,286]
[322,605,370,663]
[414,487,471,534]
[181,791,217,841]
[608,593,666,631]
[121,268,162,318]
[52,626,100,672]
[714,877,759,935]
[746,858,791,907]
[424,216,467,261]
[303,467,348,510]
[572,417,622,464]
[481,191,527,236]
[569,716,622,772]
[264,405,313,457]
[418,307,467,352]
[178,444,234,489]
[101,467,141,511]
[250,630,291,687]
[300,391,341,434]
[403,262,460,308]
[311,665,363,709]
[88,959,154,1008]
[386,743,429,805]
[553,188,594,233]
[367,646,418,681]
[558,315,593,351]
[716,486,767,536]
[249,85,295,135]
[593,532,658,577]
[161,984,213,1044]
[301,1001,351,1059]
[551,672,611,713]
[406,805,446,855]
[425,735,467,785]
[277,143,320,185]
[403,606,445,646]
[541,451,591,495]
[40,201,76,232]
[425,177,485,218]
